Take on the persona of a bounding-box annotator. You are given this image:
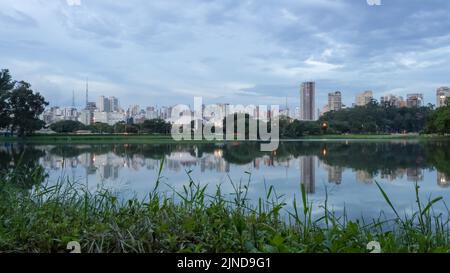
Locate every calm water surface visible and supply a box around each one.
[2,140,450,220]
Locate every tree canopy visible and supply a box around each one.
[0,69,48,136]
[426,104,450,135]
[318,101,432,134]
[50,120,86,133]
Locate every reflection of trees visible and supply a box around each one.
[48,144,202,161]
[0,143,47,190]
[49,145,112,158]
[32,142,450,172]
[317,142,431,177]
[222,142,266,165]
[424,142,450,177]
[2,141,450,187]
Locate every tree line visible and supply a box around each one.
[49,119,172,134]
[281,99,450,137]
[426,100,450,134]
[318,100,433,134]
[0,69,48,137]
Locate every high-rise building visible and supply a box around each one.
[406,93,423,108]
[97,96,119,113]
[380,94,405,108]
[328,91,342,112]
[109,96,119,112]
[129,105,140,117]
[79,110,92,126]
[300,82,315,120]
[437,86,450,108]
[355,91,373,106]
[98,96,110,112]
[86,102,96,111]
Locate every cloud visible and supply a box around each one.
[66,0,81,6]
[0,0,450,109]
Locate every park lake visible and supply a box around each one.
[2,139,450,220]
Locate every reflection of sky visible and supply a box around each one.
[37,145,450,221]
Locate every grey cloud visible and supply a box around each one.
[0,9,38,27]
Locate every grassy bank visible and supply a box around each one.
[1,165,450,253]
[0,134,221,144]
[1,133,447,145]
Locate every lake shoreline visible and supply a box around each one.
[1,133,448,144]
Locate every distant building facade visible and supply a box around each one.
[328,91,342,112]
[437,86,450,108]
[93,111,125,126]
[406,93,423,108]
[355,91,373,106]
[98,96,120,113]
[380,94,406,108]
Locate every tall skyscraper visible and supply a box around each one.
[300,82,315,121]
[355,91,373,106]
[406,93,423,108]
[85,78,89,108]
[109,96,119,112]
[437,86,450,108]
[328,91,342,112]
[98,96,110,112]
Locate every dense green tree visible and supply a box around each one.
[87,122,114,134]
[114,121,140,134]
[0,69,15,129]
[319,102,432,134]
[50,120,86,133]
[8,81,48,137]
[426,105,450,134]
[140,119,171,134]
[279,118,323,138]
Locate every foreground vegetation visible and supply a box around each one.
[1,162,450,253]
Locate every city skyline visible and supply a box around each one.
[41,82,450,126]
[2,1,450,110]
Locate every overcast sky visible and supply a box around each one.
[1,0,450,110]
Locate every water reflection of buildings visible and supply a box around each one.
[93,153,122,180]
[21,145,450,189]
[380,168,424,182]
[321,163,342,185]
[438,172,450,188]
[300,156,315,194]
[356,170,373,184]
[40,148,234,182]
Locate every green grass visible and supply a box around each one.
[0,134,225,144]
[1,133,447,145]
[300,134,425,140]
[1,161,450,253]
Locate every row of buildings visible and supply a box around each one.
[41,94,176,126]
[300,83,450,120]
[41,83,450,126]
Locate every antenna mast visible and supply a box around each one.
[85,78,89,107]
[72,89,75,107]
